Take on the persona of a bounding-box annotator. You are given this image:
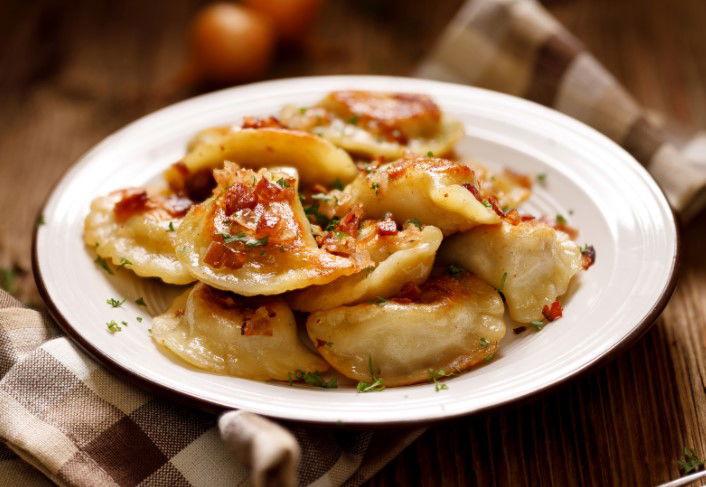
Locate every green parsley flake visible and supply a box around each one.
[371,183,379,192]
[479,338,489,348]
[363,266,375,275]
[481,200,492,208]
[484,353,495,362]
[426,151,434,157]
[287,370,337,389]
[117,257,132,268]
[37,214,45,226]
[556,214,568,225]
[407,218,422,229]
[331,178,344,191]
[347,114,360,125]
[135,297,146,306]
[299,107,308,114]
[357,356,385,392]
[94,255,113,275]
[106,297,125,308]
[447,264,464,276]
[167,221,175,232]
[106,320,122,333]
[218,232,268,248]
[498,272,508,292]
[374,296,387,306]
[136,317,143,323]
[678,447,705,474]
[531,320,544,331]
[333,230,349,239]
[428,369,450,392]
[276,177,291,188]
[536,173,547,184]
[325,216,340,231]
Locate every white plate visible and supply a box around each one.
[34,75,678,425]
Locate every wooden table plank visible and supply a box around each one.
[1,1,704,485]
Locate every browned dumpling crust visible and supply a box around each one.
[306,272,505,387]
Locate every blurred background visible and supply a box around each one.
[1,1,705,484]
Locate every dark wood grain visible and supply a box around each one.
[1,1,704,485]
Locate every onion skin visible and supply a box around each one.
[189,3,275,83]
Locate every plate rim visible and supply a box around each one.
[32,74,681,425]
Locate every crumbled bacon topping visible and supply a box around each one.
[376,215,398,236]
[581,245,596,270]
[542,300,563,321]
[254,176,291,203]
[224,183,258,215]
[241,115,286,129]
[203,241,247,269]
[392,282,422,304]
[114,189,150,222]
[241,305,275,336]
[336,205,364,238]
[554,222,579,240]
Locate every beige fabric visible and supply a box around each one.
[418,0,706,220]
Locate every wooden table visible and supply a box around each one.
[1,1,704,485]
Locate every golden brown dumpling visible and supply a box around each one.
[468,163,532,212]
[173,124,358,185]
[341,155,501,235]
[289,221,443,311]
[176,162,359,295]
[152,283,328,381]
[84,188,195,284]
[306,272,505,387]
[440,220,582,322]
[279,90,464,159]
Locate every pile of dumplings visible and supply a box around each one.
[84,90,593,389]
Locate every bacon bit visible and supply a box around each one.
[581,245,596,270]
[505,209,521,225]
[161,194,193,217]
[224,182,258,215]
[503,168,533,189]
[203,286,240,309]
[392,282,422,304]
[184,168,217,202]
[241,306,274,336]
[114,189,150,222]
[166,162,191,193]
[513,326,528,334]
[486,196,505,217]
[254,177,290,203]
[376,216,398,236]
[521,214,536,222]
[542,300,563,321]
[336,205,364,238]
[255,213,281,238]
[554,222,579,240]
[203,241,246,269]
[175,309,185,317]
[241,115,286,129]
[463,183,483,202]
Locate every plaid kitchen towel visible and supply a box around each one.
[0,289,423,486]
[418,0,706,221]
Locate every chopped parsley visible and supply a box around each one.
[121,320,128,327]
[374,296,387,306]
[536,173,547,184]
[556,214,568,225]
[484,353,496,362]
[331,178,344,191]
[447,264,464,276]
[481,200,492,208]
[426,151,434,157]
[347,114,360,125]
[106,320,122,333]
[276,177,291,188]
[498,272,508,292]
[135,297,146,306]
[407,218,422,229]
[479,338,489,348]
[325,216,340,231]
[117,257,132,268]
[357,356,385,393]
[370,183,380,192]
[287,370,337,389]
[94,255,113,275]
[428,369,450,391]
[106,297,125,308]
[531,320,544,331]
[218,232,268,247]
[167,221,175,232]
[136,317,143,323]
[333,230,349,239]
[299,107,307,114]
[37,214,45,226]
[678,447,705,474]
[363,266,375,275]
[304,203,329,227]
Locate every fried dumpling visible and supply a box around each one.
[279,90,464,159]
[306,272,505,387]
[340,155,501,235]
[289,221,443,311]
[176,162,359,295]
[170,122,358,186]
[84,188,195,284]
[152,283,328,381]
[440,220,582,323]
[468,163,532,211]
